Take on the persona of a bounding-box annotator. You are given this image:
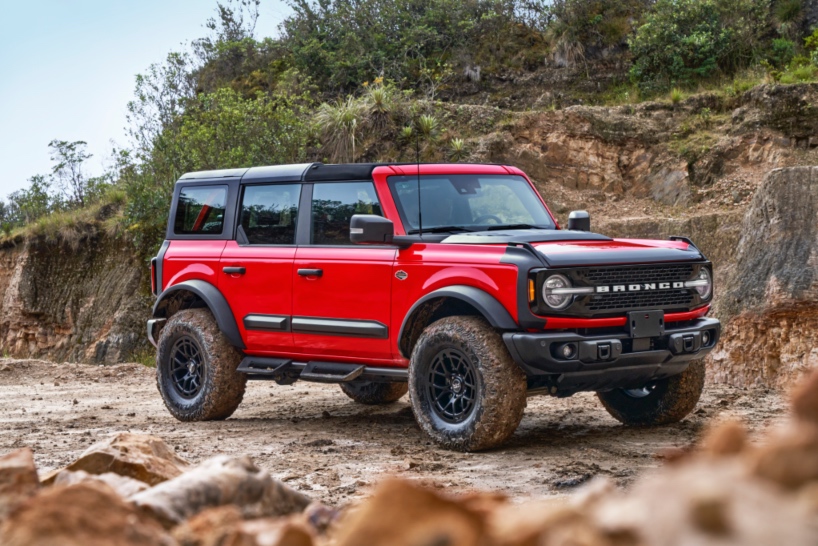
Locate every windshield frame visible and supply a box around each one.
[386,174,557,234]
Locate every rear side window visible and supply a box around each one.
[174,186,227,235]
[311,182,382,245]
[239,184,301,245]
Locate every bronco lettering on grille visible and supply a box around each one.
[595,282,685,293]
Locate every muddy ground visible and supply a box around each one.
[0,358,790,506]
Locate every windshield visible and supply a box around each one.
[388,174,555,233]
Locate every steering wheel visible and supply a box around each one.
[473,214,503,225]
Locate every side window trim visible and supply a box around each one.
[295,183,313,246]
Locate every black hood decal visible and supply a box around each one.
[442,229,612,244]
[541,246,704,267]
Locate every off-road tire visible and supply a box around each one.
[408,316,527,452]
[156,308,246,421]
[340,381,408,405]
[597,359,705,426]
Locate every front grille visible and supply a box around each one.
[586,290,695,312]
[584,264,694,285]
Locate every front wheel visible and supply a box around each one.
[597,359,705,426]
[408,316,527,452]
[156,309,246,421]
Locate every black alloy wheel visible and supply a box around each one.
[427,348,477,423]
[168,335,206,399]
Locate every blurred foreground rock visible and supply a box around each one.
[1,482,174,546]
[0,448,39,520]
[43,433,189,486]
[54,469,149,497]
[130,455,312,528]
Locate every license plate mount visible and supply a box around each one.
[628,310,665,338]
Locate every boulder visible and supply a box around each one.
[709,166,818,387]
[53,469,149,498]
[0,448,39,520]
[130,455,311,528]
[333,479,488,546]
[43,433,189,486]
[0,482,174,546]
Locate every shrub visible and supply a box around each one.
[281,0,548,93]
[769,38,796,68]
[629,0,771,92]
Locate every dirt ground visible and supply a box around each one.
[0,358,790,506]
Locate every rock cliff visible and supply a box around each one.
[0,235,149,363]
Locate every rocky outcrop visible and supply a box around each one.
[0,235,149,363]
[709,167,818,387]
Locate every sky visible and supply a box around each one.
[0,0,291,198]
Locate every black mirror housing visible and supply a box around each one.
[350,214,395,244]
[567,210,590,231]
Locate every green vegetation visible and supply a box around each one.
[4,0,818,261]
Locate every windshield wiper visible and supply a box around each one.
[407,225,476,234]
[482,224,549,231]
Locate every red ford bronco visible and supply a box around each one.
[148,163,719,451]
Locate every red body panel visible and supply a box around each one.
[292,246,397,361]
[219,241,295,352]
[163,240,227,291]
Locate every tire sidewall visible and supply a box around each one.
[156,309,245,421]
[411,335,485,438]
[157,324,211,416]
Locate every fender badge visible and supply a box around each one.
[395,270,408,281]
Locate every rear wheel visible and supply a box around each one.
[340,381,408,405]
[156,309,246,421]
[408,316,527,452]
[597,360,705,426]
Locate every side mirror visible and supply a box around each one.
[567,210,590,231]
[350,214,394,244]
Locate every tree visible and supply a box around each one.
[48,139,93,207]
[7,175,54,225]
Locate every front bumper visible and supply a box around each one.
[503,317,720,395]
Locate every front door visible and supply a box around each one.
[219,183,302,353]
[292,181,396,362]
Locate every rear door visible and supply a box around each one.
[218,183,302,353]
[292,181,397,362]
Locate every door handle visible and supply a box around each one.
[223,266,246,275]
[297,268,323,277]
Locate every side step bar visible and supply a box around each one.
[237,356,408,384]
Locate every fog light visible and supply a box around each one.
[560,343,577,359]
[702,331,711,345]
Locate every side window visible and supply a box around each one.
[239,184,301,245]
[311,182,383,245]
[174,186,227,235]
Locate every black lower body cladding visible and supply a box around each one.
[503,317,720,396]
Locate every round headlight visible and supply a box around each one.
[694,268,712,300]
[542,274,573,310]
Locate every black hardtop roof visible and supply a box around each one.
[177,162,379,184]
[177,162,507,185]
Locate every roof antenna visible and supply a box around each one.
[415,118,423,237]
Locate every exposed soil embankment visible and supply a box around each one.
[1,85,817,388]
[0,236,149,363]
